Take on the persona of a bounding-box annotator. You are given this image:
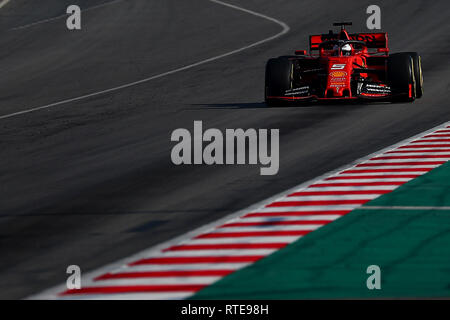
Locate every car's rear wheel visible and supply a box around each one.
[265,57,294,107]
[387,53,416,102]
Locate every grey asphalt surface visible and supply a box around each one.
[0,0,449,299]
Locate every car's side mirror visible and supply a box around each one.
[295,50,307,55]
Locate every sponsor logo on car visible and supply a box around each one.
[330,77,347,83]
[331,71,347,77]
[285,86,310,96]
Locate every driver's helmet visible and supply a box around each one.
[342,43,352,56]
[332,44,340,56]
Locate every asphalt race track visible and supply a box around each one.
[0,0,449,299]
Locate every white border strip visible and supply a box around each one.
[29,121,450,299]
[0,0,10,9]
[0,0,289,120]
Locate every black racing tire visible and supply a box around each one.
[264,57,294,107]
[387,53,416,102]
[404,52,423,98]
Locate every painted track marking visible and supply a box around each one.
[0,0,289,120]
[0,0,10,9]
[30,122,450,299]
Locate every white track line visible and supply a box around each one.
[0,0,289,121]
[0,0,10,9]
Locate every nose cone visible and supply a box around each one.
[326,59,351,97]
[329,85,344,96]
[329,70,348,96]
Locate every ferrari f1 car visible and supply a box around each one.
[265,22,423,106]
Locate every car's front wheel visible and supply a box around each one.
[387,53,416,102]
[264,57,293,107]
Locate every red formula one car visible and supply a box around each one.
[265,22,423,106]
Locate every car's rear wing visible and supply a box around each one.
[309,32,388,52]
